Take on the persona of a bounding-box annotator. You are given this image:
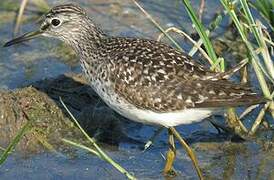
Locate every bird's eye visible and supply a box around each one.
[51,18,61,26]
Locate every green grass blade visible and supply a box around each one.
[59,97,136,180]
[220,0,272,99]
[240,0,261,45]
[240,0,274,80]
[62,138,101,157]
[0,120,32,165]
[181,0,218,66]
[249,0,274,30]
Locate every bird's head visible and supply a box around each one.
[4,4,103,48]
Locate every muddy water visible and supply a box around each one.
[0,0,273,180]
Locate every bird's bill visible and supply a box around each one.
[3,30,42,47]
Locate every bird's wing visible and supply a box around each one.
[105,38,265,112]
[112,77,264,112]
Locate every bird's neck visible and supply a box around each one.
[65,18,107,79]
[66,18,106,59]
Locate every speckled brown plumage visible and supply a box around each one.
[4,4,266,127]
[99,37,263,112]
[45,4,264,113]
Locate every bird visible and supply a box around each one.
[4,3,266,179]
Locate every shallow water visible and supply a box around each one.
[0,0,273,180]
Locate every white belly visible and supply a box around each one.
[89,77,224,127]
[91,81,220,127]
[133,108,218,127]
[110,104,219,127]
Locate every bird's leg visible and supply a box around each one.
[169,127,204,180]
[163,128,176,176]
[143,126,165,151]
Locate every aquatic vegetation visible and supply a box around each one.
[134,0,273,136]
[250,0,274,30]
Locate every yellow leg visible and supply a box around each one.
[163,128,176,176]
[170,127,204,180]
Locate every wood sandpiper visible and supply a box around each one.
[4,4,266,179]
